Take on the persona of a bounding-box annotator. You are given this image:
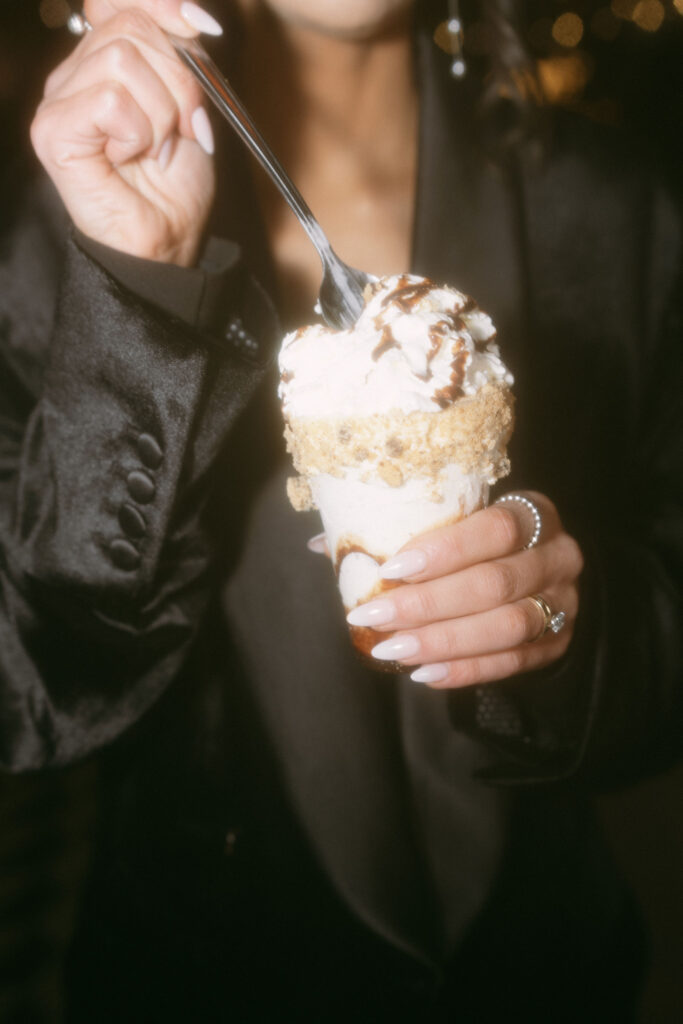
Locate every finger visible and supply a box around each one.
[84,0,223,38]
[379,491,561,583]
[368,587,577,667]
[407,631,570,689]
[46,12,204,144]
[347,531,582,631]
[45,40,181,159]
[307,533,331,557]
[32,81,153,174]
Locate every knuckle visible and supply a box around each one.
[503,647,527,677]
[449,659,482,688]
[166,61,203,110]
[98,79,129,114]
[399,584,438,626]
[490,505,522,551]
[480,560,517,606]
[566,535,585,578]
[105,38,139,75]
[30,105,59,163]
[423,620,453,660]
[30,109,48,154]
[502,602,533,645]
[438,524,467,565]
[44,66,63,97]
[114,8,156,38]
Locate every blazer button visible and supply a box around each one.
[119,503,146,538]
[137,433,163,469]
[127,470,155,504]
[110,538,140,571]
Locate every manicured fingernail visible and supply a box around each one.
[180,2,223,35]
[380,549,427,580]
[410,664,449,684]
[191,106,214,155]
[346,598,395,628]
[307,533,327,554]
[157,136,173,171]
[371,634,421,661]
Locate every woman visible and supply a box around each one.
[1,0,681,1018]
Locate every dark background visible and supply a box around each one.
[1,2,682,1020]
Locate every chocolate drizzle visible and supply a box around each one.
[372,323,398,361]
[433,345,467,408]
[380,275,436,313]
[475,330,496,352]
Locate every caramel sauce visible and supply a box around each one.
[336,543,406,674]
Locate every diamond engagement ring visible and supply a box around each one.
[527,595,566,641]
[494,493,543,549]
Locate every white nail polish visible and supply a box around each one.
[191,107,214,155]
[307,533,327,554]
[180,2,223,35]
[380,549,427,580]
[371,634,421,661]
[346,598,395,628]
[410,664,449,684]
[157,136,173,171]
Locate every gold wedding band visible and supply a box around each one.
[527,595,566,642]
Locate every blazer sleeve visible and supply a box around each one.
[450,183,683,789]
[0,227,278,772]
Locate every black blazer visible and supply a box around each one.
[0,23,681,1014]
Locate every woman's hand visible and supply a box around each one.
[345,492,584,687]
[31,0,222,266]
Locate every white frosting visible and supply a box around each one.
[279,274,513,419]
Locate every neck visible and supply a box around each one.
[238,5,416,180]
[235,4,418,324]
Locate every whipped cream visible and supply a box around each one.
[279,274,513,419]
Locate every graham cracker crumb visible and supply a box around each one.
[377,461,404,487]
[286,476,315,511]
[284,383,514,488]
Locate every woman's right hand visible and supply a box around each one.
[31,0,222,267]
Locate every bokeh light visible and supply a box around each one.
[552,12,585,47]
[611,0,638,18]
[39,0,71,29]
[632,0,665,31]
[537,52,594,104]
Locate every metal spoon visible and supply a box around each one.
[66,12,372,328]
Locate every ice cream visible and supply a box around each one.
[279,273,514,667]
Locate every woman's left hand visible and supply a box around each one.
[345,492,584,687]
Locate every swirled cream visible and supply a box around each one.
[278,274,515,664]
[280,274,512,419]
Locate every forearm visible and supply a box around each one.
[1,233,278,770]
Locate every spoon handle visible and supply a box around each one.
[172,36,331,262]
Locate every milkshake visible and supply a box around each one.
[279,274,514,667]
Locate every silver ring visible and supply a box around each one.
[526,595,566,642]
[494,493,542,549]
